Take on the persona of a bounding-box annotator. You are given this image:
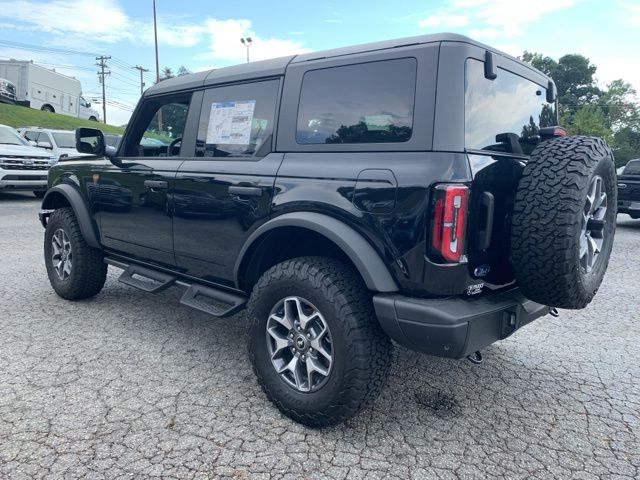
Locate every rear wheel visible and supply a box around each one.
[44,208,107,300]
[248,257,392,427]
[510,136,616,309]
[88,116,97,121]
[41,105,54,113]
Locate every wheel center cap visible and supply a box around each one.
[294,334,308,352]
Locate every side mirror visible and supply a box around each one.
[27,140,37,147]
[37,141,53,149]
[76,127,105,156]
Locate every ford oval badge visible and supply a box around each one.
[474,264,491,277]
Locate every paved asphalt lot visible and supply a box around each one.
[0,191,638,480]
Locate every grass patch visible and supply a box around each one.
[0,103,125,134]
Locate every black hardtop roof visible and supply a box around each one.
[145,32,543,97]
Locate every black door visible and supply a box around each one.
[97,93,194,267]
[172,79,282,287]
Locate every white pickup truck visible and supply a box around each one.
[0,60,100,121]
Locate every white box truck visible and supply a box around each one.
[0,59,100,121]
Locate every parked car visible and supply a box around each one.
[0,124,56,197]
[19,127,92,161]
[0,77,16,103]
[39,33,616,427]
[618,159,640,219]
[0,59,99,120]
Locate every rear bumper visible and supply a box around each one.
[617,199,640,215]
[373,288,549,359]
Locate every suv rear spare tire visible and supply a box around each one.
[510,136,616,309]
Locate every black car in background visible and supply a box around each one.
[618,159,640,219]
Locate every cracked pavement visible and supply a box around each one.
[1,191,639,479]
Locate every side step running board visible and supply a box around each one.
[180,284,246,318]
[107,258,246,318]
[118,265,176,293]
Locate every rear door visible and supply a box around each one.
[172,78,282,287]
[97,92,195,267]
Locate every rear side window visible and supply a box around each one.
[623,160,640,175]
[296,58,417,145]
[197,79,279,158]
[465,58,556,155]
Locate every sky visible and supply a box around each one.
[0,0,638,125]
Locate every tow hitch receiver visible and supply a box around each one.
[467,351,483,364]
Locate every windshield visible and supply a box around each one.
[623,160,640,175]
[0,126,28,146]
[52,132,77,149]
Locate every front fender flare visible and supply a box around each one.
[42,184,101,249]
[235,212,399,293]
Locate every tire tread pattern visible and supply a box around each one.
[510,136,616,309]
[247,257,392,427]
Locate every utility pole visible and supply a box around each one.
[152,0,162,131]
[96,55,111,124]
[132,65,149,96]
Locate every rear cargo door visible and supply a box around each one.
[460,50,557,286]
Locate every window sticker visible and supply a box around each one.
[206,100,256,145]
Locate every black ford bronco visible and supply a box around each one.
[39,33,617,427]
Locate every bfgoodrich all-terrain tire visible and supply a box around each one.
[44,207,107,300]
[247,257,392,427]
[511,136,616,309]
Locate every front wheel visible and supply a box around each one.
[248,257,392,427]
[44,208,107,300]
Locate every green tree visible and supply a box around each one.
[568,105,612,143]
[177,65,191,76]
[613,127,640,167]
[600,79,640,131]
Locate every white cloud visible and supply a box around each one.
[468,27,502,39]
[199,18,310,63]
[420,0,577,38]
[418,14,469,28]
[0,0,308,61]
[619,0,640,26]
[0,0,131,42]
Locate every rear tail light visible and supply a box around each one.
[539,126,567,138]
[430,184,469,263]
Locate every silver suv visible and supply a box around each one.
[0,124,56,197]
[19,127,92,161]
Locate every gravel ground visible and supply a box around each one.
[0,190,639,480]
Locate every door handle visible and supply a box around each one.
[144,180,168,190]
[228,185,263,197]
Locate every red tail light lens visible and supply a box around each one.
[430,184,469,263]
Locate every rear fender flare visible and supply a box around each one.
[42,184,101,249]
[234,212,399,293]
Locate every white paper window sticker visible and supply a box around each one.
[206,100,256,145]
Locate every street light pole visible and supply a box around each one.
[152,0,163,131]
[153,0,160,84]
[240,37,253,63]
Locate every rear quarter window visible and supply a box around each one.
[465,58,556,155]
[296,58,417,145]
